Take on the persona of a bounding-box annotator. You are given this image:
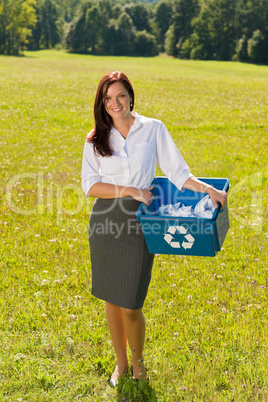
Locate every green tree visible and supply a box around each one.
[236,34,249,61]
[134,30,158,56]
[110,3,123,20]
[97,0,114,54]
[56,0,81,22]
[98,0,113,26]
[165,0,199,57]
[187,5,215,60]
[65,1,93,52]
[180,32,205,59]
[28,3,42,49]
[114,13,135,55]
[41,0,61,48]
[65,15,86,52]
[234,0,268,63]
[154,0,173,52]
[0,0,37,55]
[248,29,268,63]
[85,5,101,53]
[189,0,237,60]
[28,0,61,49]
[124,3,151,32]
[101,19,117,54]
[236,0,268,40]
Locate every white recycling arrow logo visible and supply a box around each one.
[164,226,195,250]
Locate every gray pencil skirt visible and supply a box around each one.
[88,197,154,309]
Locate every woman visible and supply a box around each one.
[81,71,227,386]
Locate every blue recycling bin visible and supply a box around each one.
[136,177,230,257]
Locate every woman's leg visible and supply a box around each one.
[121,308,146,380]
[106,302,129,379]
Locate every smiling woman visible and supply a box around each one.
[104,82,135,137]
[90,72,135,157]
[105,84,132,120]
[81,71,227,388]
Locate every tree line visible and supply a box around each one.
[1,0,268,63]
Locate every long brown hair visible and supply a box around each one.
[87,71,135,157]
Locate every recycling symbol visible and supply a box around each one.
[164,226,195,250]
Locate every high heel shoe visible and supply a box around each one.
[108,365,128,388]
[109,378,118,388]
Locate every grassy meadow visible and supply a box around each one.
[0,50,268,401]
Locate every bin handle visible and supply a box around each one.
[219,202,227,213]
[219,180,230,212]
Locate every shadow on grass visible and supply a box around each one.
[1,53,36,58]
[116,373,157,402]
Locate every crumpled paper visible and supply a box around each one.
[159,195,215,218]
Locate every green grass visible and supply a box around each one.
[0,50,268,401]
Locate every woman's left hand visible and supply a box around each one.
[208,187,227,210]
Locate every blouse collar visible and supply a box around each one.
[110,111,142,138]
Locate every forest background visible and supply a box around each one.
[0,0,268,63]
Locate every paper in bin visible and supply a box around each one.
[194,195,215,218]
[159,195,215,219]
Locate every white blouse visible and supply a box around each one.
[81,112,193,197]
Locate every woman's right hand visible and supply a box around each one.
[129,186,154,206]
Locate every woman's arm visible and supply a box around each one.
[156,122,193,191]
[183,176,227,209]
[88,182,154,206]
